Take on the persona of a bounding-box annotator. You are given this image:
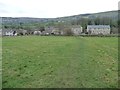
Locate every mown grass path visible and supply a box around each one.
[2,36,118,88]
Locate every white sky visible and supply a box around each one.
[0,0,119,18]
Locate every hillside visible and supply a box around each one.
[55,10,118,22]
[1,10,118,24]
[1,17,54,25]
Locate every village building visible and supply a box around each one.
[43,25,83,36]
[2,29,17,36]
[33,31,42,35]
[71,25,83,35]
[43,27,54,35]
[51,28,60,35]
[87,25,110,35]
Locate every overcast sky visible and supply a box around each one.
[0,0,119,18]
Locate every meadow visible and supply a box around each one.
[2,36,118,88]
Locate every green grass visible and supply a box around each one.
[2,36,118,88]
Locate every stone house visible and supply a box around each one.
[43,27,54,35]
[87,25,110,35]
[51,28,60,35]
[39,26,83,36]
[71,25,83,35]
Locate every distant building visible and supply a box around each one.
[43,27,54,35]
[71,25,83,35]
[2,29,14,36]
[87,25,110,35]
[33,31,42,35]
[43,26,83,36]
[51,28,60,35]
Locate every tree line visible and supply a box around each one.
[2,17,119,34]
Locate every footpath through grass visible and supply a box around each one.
[2,36,118,88]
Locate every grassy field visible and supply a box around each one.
[2,36,118,88]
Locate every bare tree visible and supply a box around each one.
[63,27,73,36]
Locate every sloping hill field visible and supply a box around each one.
[2,36,118,88]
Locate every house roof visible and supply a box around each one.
[87,25,110,29]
